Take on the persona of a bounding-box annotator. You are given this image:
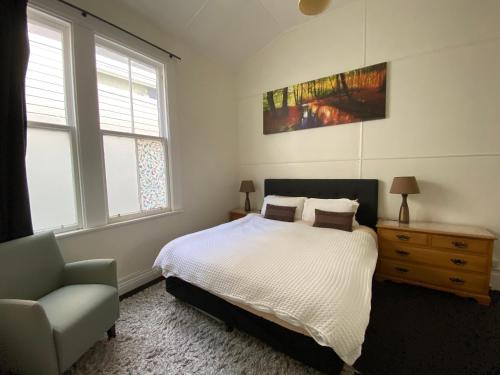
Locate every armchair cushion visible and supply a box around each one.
[38,284,119,372]
[63,259,117,288]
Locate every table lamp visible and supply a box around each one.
[390,176,420,224]
[239,180,255,212]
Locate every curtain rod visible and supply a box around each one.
[56,0,182,61]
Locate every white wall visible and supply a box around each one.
[52,0,239,294]
[236,0,500,284]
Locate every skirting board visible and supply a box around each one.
[118,268,162,296]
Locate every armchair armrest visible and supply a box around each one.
[63,259,117,288]
[0,299,59,375]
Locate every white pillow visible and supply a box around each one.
[302,198,360,227]
[261,195,307,221]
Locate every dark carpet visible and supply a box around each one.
[356,281,500,375]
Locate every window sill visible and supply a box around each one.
[56,209,184,240]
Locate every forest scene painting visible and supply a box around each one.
[263,62,387,134]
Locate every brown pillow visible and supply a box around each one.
[313,209,354,232]
[264,204,296,222]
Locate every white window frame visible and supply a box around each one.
[95,36,171,224]
[26,8,83,234]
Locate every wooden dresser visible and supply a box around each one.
[376,219,496,305]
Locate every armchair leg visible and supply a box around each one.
[107,324,116,339]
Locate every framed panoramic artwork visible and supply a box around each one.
[263,62,387,135]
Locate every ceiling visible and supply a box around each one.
[120,0,352,69]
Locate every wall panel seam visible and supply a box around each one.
[358,0,368,179]
[238,34,500,102]
[239,152,500,167]
[240,159,361,167]
[362,153,500,161]
[366,33,500,66]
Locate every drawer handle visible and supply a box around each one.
[394,267,409,273]
[450,258,467,266]
[396,234,410,241]
[449,277,465,285]
[452,241,468,249]
[395,250,410,257]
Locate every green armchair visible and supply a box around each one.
[0,232,119,375]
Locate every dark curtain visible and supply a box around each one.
[0,0,33,243]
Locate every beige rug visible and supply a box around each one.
[69,282,355,375]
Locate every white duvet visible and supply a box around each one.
[153,214,378,365]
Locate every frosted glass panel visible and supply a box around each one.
[103,135,140,217]
[132,61,160,136]
[26,20,67,125]
[137,139,167,210]
[96,45,133,133]
[26,128,77,231]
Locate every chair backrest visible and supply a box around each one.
[0,232,65,300]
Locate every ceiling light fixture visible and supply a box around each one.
[298,0,331,15]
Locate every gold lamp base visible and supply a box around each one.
[390,176,419,224]
[244,192,251,212]
[398,194,410,224]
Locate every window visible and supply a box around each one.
[23,5,174,234]
[95,38,169,220]
[25,9,80,233]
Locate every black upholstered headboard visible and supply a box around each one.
[264,179,379,229]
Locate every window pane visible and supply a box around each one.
[26,20,67,125]
[96,41,162,137]
[96,45,133,133]
[103,135,140,217]
[137,139,167,210]
[97,39,169,220]
[132,61,160,136]
[26,128,78,231]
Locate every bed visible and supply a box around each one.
[154,179,379,374]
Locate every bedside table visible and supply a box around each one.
[229,208,260,221]
[376,219,496,305]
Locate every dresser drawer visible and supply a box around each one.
[379,242,488,273]
[430,234,490,254]
[378,259,488,293]
[378,228,428,246]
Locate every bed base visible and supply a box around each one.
[165,276,344,375]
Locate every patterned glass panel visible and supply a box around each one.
[137,139,167,210]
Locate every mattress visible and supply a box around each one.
[226,224,377,337]
[154,214,378,365]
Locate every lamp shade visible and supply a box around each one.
[390,176,420,194]
[239,180,255,193]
